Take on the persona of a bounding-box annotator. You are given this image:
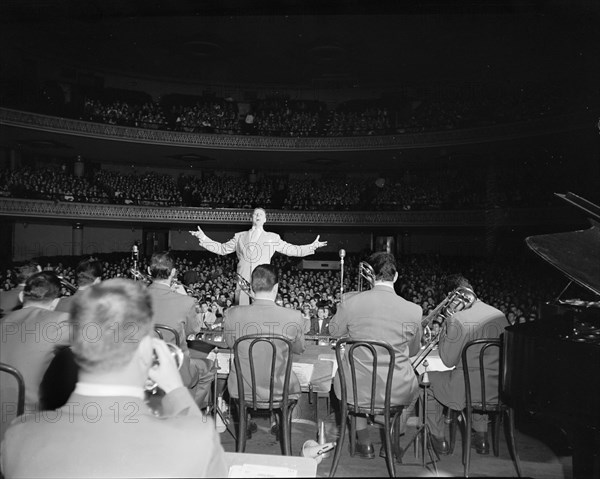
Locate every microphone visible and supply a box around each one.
[131,244,139,261]
[339,249,346,259]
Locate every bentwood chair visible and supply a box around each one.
[329,339,405,478]
[154,324,181,346]
[232,334,297,455]
[447,338,522,477]
[0,363,25,442]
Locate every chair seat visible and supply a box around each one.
[235,398,298,410]
[349,405,406,416]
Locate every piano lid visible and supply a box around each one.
[526,192,600,296]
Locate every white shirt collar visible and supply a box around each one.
[74,382,145,399]
[375,282,395,290]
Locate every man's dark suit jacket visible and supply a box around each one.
[146,282,199,388]
[329,284,422,407]
[223,298,306,401]
[1,387,227,478]
[308,317,331,336]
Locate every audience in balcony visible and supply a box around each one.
[2,152,596,210]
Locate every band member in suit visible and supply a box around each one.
[0,262,41,317]
[426,274,510,455]
[146,252,201,392]
[0,271,70,414]
[223,264,306,437]
[329,252,422,459]
[54,257,102,313]
[190,207,327,305]
[0,278,227,479]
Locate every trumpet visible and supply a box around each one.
[411,286,477,370]
[144,343,184,392]
[236,273,255,299]
[57,275,78,294]
[130,267,152,284]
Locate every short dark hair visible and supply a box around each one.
[251,264,278,293]
[70,278,154,373]
[367,252,397,282]
[76,258,103,286]
[150,251,174,279]
[23,271,62,302]
[16,262,40,284]
[443,274,473,293]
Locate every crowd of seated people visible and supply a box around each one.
[1,249,563,327]
[93,170,183,206]
[19,82,576,137]
[83,98,169,129]
[2,157,596,210]
[171,99,241,135]
[0,166,109,203]
[282,178,368,211]
[178,174,273,208]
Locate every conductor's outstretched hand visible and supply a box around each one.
[311,235,328,250]
[189,226,205,240]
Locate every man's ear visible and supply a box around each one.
[93,277,101,285]
[393,272,399,283]
[169,268,177,281]
[272,282,279,296]
[137,335,154,370]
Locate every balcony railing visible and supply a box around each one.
[0,197,577,228]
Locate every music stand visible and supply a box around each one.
[401,360,439,474]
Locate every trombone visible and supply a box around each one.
[358,261,375,292]
[411,286,477,370]
[236,273,255,300]
[340,261,375,302]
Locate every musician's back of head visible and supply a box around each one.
[367,252,397,282]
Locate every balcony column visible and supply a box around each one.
[72,222,83,256]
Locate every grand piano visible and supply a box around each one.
[504,193,600,479]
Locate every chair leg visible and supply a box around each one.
[348,413,356,456]
[284,403,296,456]
[492,412,501,457]
[383,410,395,478]
[504,407,522,477]
[281,407,292,456]
[463,409,472,478]
[329,402,347,478]
[448,409,459,455]
[392,411,403,460]
[236,403,247,453]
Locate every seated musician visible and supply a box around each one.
[146,252,213,405]
[54,257,102,313]
[426,274,510,455]
[0,278,227,478]
[0,271,70,413]
[329,252,422,459]
[223,264,306,438]
[0,262,41,316]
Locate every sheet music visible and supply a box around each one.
[228,464,297,478]
[217,352,233,374]
[291,362,314,387]
[318,354,338,379]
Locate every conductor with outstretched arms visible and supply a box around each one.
[190,207,327,305]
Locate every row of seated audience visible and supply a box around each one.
[69,83,596,137]
[3,157,596,210]
[1,250,561,327]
